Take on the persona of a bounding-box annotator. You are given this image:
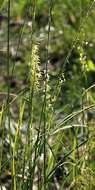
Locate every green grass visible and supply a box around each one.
[0,0,95,190]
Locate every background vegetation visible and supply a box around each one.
[0,0,95,189]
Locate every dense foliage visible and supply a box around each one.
[0,0,95,189]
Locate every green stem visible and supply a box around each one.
[7,0,12,158]
[43,1,53,189]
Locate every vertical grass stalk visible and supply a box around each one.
[43,1,53,189]
[7,0,12,166]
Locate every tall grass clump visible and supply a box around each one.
[0,0,95,190]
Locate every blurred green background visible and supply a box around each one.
[0,0,95,112]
